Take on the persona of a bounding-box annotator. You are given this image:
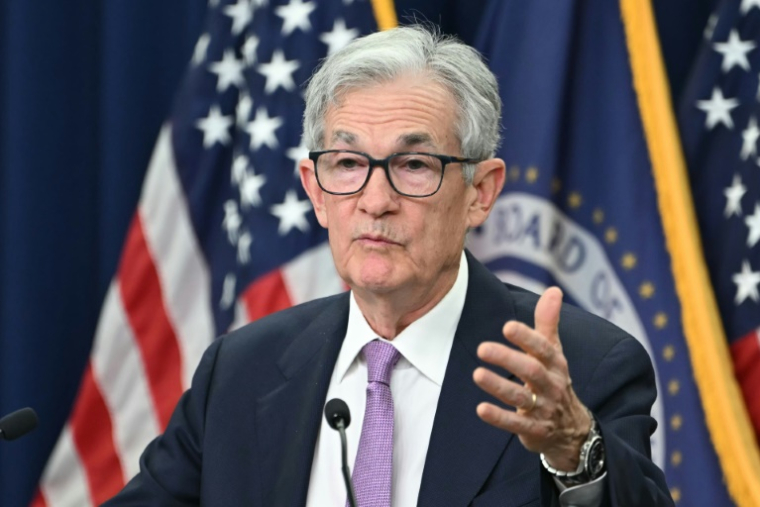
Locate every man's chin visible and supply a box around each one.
[351,261,402,294]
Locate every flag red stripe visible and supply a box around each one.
[118,215,184,429]
[29,488,47,507]
[241,269,293,321]
[70,363,125,504]
[730,330,760,440]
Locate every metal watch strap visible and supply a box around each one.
[540,410,604,485]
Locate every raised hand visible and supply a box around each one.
[473,287,592,471]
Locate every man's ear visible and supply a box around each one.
[467,158,506,228]
[300,158,329,228]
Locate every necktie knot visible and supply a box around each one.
[363,340,400,385]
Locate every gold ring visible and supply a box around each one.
[526,391,537,411]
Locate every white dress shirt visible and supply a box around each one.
[305,252,604,506]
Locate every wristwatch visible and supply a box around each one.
[540,411,606,486]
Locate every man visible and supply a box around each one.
[105,26,672,506]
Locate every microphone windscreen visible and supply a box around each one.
[324,398,351,430]
[0,407,38,441]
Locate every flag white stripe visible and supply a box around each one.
[91,283,162,481]
[140,125,215,389]
[39,426,92,507]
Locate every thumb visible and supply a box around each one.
[535,286,563,346]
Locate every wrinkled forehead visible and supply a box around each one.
[321,76,461,152]
[329,130,438,150]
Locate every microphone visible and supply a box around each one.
[324,398,357,507]
[0,407,38,441]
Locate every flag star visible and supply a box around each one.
[237,231,253,264]
[192,33,211,65]
[209,50,245,92]
[713,29,756,73]
[286,140,310,176]
[275,0,316,35]
[257,49,300,94]
[224,0,253,35]
[240,168,267,208]
[741,0,760,14]
[741,116,760,159]
[231,154,249,186]
[220,273,236,310]
[222,200,243,243]
[745,203,760,247]
[320,19,360,56]
[732,259,760,304]
[270,190,312,235]
[696,87,739,129]
[245,107,283,150]
[724,173,747,217]
[242,35,260,66]
[236,91,253,127]
[196,105,234,148]
[704,13,718,41]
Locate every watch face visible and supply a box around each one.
[586,438,606,478]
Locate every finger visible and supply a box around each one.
[534,287,563,347]
[473,367,535,410]
[502,320,558,366]
[476,402,549,444]
[477,341,552,392]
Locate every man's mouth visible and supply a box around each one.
[356,234,400,246]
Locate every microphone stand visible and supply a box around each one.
[336,418,357,507]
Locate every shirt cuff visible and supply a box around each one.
[554,472,607,507]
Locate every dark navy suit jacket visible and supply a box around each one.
[104,252,672,506]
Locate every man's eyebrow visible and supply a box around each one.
[330,130,356,145]
[397,132,435,148]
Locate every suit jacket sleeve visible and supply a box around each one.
[565,334,673,507]
[101,337,224,506]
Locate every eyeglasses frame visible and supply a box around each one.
[308,149,482,198]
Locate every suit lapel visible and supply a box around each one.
[255,293,349,507]
[418,252,522,507]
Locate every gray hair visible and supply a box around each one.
[302,25,502,183]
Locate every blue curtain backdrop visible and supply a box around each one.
[0,1,713,506]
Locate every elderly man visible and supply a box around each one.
[105,26,671,507]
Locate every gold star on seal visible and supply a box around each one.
[509,165,520,181]
[653,312,668,329]
[663,345,675,361]
[668,379,680,396]
[671,487,681,503]
[670,414,683,431]
[525,166,539,183]
[639,282,655,299]
[592,208,604,224]
[551,178,562,194]
[605,227,618,244]
[621,253,637,270]
[568,192,583,209]
[671,451,682,467]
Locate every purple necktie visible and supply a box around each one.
[349,340,401,507]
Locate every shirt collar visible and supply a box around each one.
[335,251,469,386]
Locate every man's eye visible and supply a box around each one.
[399,157,433,171]
[337,158,360,168]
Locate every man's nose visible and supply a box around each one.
[357,165,399,216]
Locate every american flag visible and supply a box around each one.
[679,0,760,446]
[31,1,391,504]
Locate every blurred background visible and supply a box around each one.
[4,0,756,506]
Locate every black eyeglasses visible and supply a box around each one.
[308,150,481,198]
